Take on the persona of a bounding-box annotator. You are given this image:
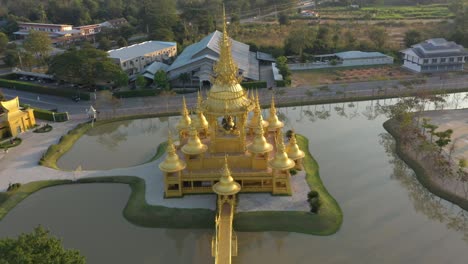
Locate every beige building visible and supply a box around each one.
[108,41,177,76]
[0,97,36,138]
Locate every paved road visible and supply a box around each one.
[2,74,468,120]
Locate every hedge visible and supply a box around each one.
[0,78,90,100]
[241,81,268,89]
[31,107,68,122]
[113,89,160,98]
[275,79,291,87]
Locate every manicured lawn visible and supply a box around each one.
[235,134,343,235]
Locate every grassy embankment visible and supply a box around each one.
[3,117,342,234]
[235,134,343,235]
[383,119,468,211]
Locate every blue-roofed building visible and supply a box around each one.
[108,41,177,76]
[334,51,394,66]
[167,31,261,87]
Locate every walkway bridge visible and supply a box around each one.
[212,202,237,264]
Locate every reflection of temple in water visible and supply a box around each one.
[158,11,305,198]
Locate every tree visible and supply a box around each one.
[0,32,8,54]
[284,27,316,56]
[154,70,170,90]
[117,37,128,48]
[278,12,290,25]
[404,30,423,47]
[135,74,147,88]
[143,0,178,40]
[178,72,191,88]
[23,31,51,64]
[434,129,453,153]
[98,37,112,51]
[48,47,126,88]
[367,26,387,49]
[0,226,85,264]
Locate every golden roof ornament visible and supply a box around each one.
[247,91,268,129]
[159,132,187,172]
[269,130,295,170]
[192,91,209,130]
[212,155,241,196]
[181,124,208,155]
[247,113,273,154]
[267,94,284,131]
[203,6,254,114]
[286,131,305,160]
[176,96,191,131]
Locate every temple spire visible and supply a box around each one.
[212,5,241,86]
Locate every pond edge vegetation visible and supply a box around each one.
[4,126,342,234]
[383,118,468,211]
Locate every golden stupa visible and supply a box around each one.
[159,7,304,197]
[212,156,241,196]
[176,96,191,135]
[286,130,305,170]
[267,94,284,132]
[159,133,186,173]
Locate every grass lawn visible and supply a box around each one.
[0,138,22,149]
[235,134,343,235]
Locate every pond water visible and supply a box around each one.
[1,93,468,263]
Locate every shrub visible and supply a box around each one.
[275,79,291,87]
[307,190,319,200]
[290,169,297,175]
[0,78,90,100]
[7,183,21,192]
[32,108,68,122]
[241,81,267,89]
[33,124,53,133]
[113,89,159,98]
[309,197,321,213]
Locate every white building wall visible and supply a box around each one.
[341,57,393,66]
[402,60,421,72]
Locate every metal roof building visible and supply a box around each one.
[167,31,260,85]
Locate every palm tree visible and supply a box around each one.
[178,73,191,88]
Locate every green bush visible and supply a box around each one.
[113,89,159,98]
[7,183,21,192]
[275,79,291,87]
[33,124,53,133]
[241,81,267,89]
[32,108,68,122]
[0,79,90,100]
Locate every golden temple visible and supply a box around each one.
[158,9,304,198]
[158,7,306,264]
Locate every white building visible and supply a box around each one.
[108,41,177,76]
[401,38,468,73]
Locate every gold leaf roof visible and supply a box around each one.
[176,96,191,131]
[286,131,305,160]
[247,114,273,154]
[267,94,284,130]
[212,156,241,196]
[269,130,295,170]
[159,133,186,172]
[203,9,254,115]
[181,125,208,155]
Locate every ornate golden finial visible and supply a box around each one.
[159,131,186,172]
[212,154,241,196]
[176,96,191,131]
[212,5,242,86]
[247,113,273,154]
[286,130,305,161]
[181,124,207,155]
[269,130,295,170]
[268,94,284,131]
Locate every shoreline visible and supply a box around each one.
[383,118,468,211]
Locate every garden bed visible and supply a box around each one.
[0,138,22,149]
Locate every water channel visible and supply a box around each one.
[1,93,468,263]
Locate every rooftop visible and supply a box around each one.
[403,38,468,58]
[108,41,176,62]
[168,31,259,80]
[335,51,391,59]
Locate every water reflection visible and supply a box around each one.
[379,132,468,242]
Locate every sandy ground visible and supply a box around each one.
[0,119,310,212]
